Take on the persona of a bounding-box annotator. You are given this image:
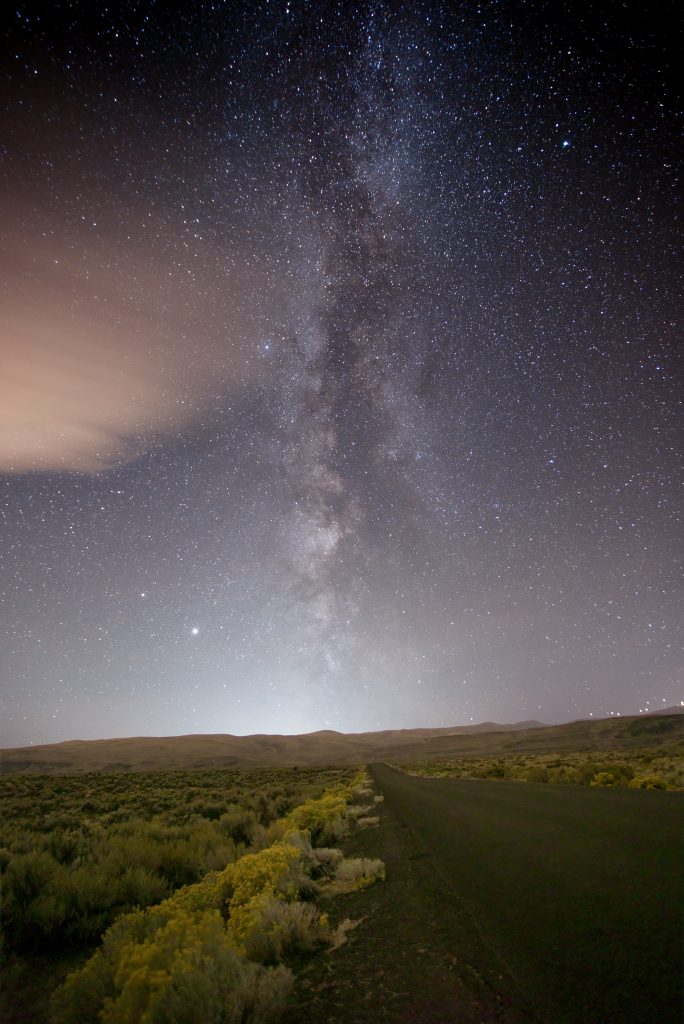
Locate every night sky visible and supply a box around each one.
[1,1,681,747]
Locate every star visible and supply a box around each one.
[0,1,678,744]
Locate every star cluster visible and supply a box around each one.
[1,1,681,745]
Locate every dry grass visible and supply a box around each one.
[355,816,380,829]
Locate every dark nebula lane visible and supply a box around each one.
[1,2,681,745]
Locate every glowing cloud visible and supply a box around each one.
[0,221,253,473]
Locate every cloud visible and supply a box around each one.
[0,220,253,473]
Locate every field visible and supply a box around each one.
[396,744,684,789]
[0,765,368,1023]
[1,719,682,1023]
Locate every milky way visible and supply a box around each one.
[1,2,681,745]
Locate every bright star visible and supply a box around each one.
[191,627,199,635]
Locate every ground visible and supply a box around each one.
[285,764,682,1024]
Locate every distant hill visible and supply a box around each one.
[1,711,681,773]
[0,720,545,773]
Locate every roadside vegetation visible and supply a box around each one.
[0,767,354,953]
[0,767,384,1023]
[396,745,683,789]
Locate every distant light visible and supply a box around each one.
[191,627,199,635]
[562,139,571,148]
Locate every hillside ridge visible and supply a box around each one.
[1,710,681,772]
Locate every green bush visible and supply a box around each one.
[44,831,84,865]
[219,805,261,845]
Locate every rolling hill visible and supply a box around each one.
[1,711,681,772]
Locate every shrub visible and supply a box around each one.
[1,850,63,949]
[346,804,372,819]
[36,771,383,1024]
[115,864,169,907]
[50,909,293,1024]
[283,794,350,845]
[219,806,261,845]
[44,831,84,866]
[229,894,331,962]
[334,858,385,890]
[574,764,598,785]
[223,842,308,911]
[49,948,114,1024]
[311,847,344,877]
[163,864,237,918]
[591,772,618,787]
[628,775,670,790]
[614,763,635,782]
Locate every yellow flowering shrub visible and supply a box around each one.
[223,842,307,910]
[229,894,332,962]
[51,909,292,1024]
[282,794,350,844]
[50,773,384,1023]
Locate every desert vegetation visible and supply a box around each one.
[0,767,355,954]
[0,766,384,1023]
[396,744,683,790]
